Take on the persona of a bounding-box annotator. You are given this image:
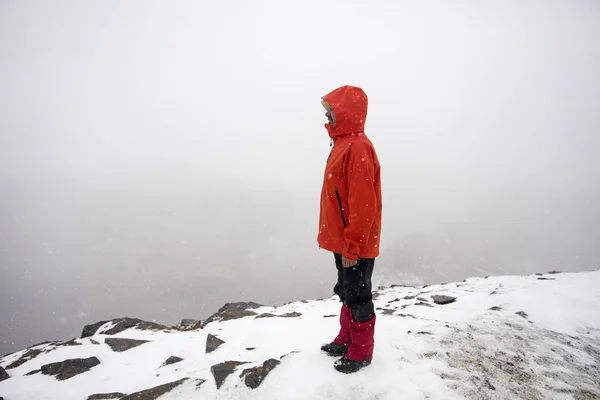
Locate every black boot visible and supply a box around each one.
[333,356,371,373]
[320,342,347,357]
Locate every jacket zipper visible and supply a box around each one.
[334,187,347,228]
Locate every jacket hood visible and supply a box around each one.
[322,85,368,138]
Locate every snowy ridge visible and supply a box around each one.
[1,271,599,400]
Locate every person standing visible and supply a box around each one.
[318,85,382,373]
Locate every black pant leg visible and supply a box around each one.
[333,253,345,303]
[334,254,376,323]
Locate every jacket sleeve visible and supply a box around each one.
[342,140,378,260]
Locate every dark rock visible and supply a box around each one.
[202,302,262,327]
[121,378,188,400]
[173,319,201,331]
[415,302,434,307]
[548,270,561,274]
[161,356,183,367]
[25,369,41,376]
[382,309,395,315]
[489,291,498,295]
[6,348,44,369]
[282,312,301,318]
[395,313,417,319]
[417,331,432,335]
[240,358,280,389]
[516,311,529,319]
[0,366,9,381]
[41,356,101,380]
[82,318,169,338]
[388,298,401,303]
[489,306,502,311]
[104,318,169,335]
[537,277,555,281]
[105,338,149,352]
[431,295,457,305]
[211,361,247,389]
[194,378,206,389]
[206,334,225,354]
[255,313,276,319]
[416,297,429,302]
[403,295,416,300]
[59,338,82,347]
[323,314,336,318]
[87,393,126,400]
[246,347,256,351]
[81,321,109,338]
[255,312,301,319]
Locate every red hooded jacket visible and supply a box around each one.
[318,86,382,260]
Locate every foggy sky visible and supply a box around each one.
[1,0,599,356]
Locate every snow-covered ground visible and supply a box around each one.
[1,270,599,400]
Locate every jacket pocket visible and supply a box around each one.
[334,186,347,229]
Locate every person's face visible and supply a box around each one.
[322,100,336,124]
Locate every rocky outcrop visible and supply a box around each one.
[415,301,434,308]
[516,311,529,319]
[254,313,276,319]
[240,358,280,389]
[202,302,263,327]
[255,312,302,319]
[59,338,82,347]
[25,369,40,376]
[172,319,201,331]
[105,338,149,352]
[161,356,183,367]
[5,348,45,369]
[431,295,457,305]
[206,334,225,354]
[81,321,109,338]
[120,378,188,400]
[0,366,9,381]
[210,361,247,389]
[82,318,169,338]
[86,393,126,400]
[41,357,101,380]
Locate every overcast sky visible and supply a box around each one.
[1,0,599,355]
